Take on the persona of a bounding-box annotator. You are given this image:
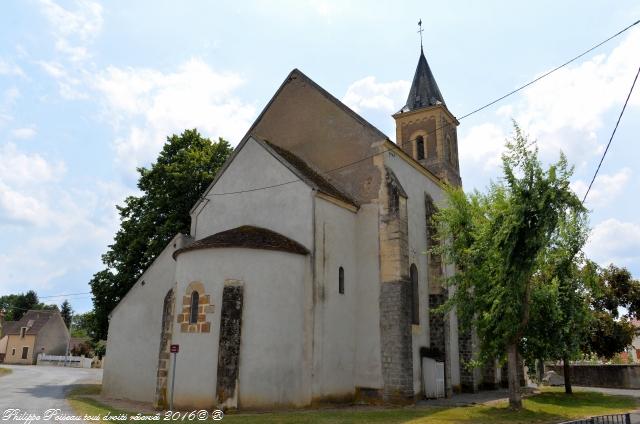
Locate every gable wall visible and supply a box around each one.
[35,314,69,356]
[102,233,190,403]
[251,74,387,204]
[191,138,314,249]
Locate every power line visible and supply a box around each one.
[459,19,640,120]
[203,19,640,199]
[38,292,92,299]
[582,65,640,204]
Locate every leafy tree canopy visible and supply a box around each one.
[0,290,59,321]
[89,129,233,340]
[434,124,585,408]
[582,262,640,359]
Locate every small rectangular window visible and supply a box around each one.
[338,267,345,295]
[416,137,425,160]
[11,348,16,356]
[21,346,28,359]
[20,327,26,338]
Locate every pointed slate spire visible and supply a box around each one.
[402,48,446,112]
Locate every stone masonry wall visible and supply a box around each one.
[177,281,213,333]
[428,294,446,363]
[380,281,414,402]
[378,168,414,403]
[458,326,478,392]
[216,283,244,409]
[154,289,175,409]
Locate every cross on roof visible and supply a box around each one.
[418,19,424,49]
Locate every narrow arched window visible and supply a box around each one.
[389,185,399,215]
[189,291,199,324]
[338,267,345,294]
[416,136,425,160]
[410,264,419,325]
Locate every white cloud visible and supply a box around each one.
[10,127,37,140]
[460,27,640,179]
[459,122,508,171]
[37,60,89,100]
[0,143,65,186]
[93,58,256,173]
[0,143,132,291]
[0,143,66,226]
[342,76,410,114]
[571,167,632,207]
[586,218,640,267]
[38,0,103,62]
[0,87,20,127]
[0,59,25,77]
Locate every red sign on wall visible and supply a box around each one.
[170,344,179,353]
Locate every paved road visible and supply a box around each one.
[0,365,102,421]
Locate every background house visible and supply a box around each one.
[2,310,70,365]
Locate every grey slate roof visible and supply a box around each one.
[260,139,358,208]
[3,310,59,336]
[173,225,310,258]
[0,321,19,338]
[401,48,446,112]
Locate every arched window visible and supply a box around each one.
[389,185,399,215]
[416,136,425,160]
[338,267,345,294]
[410,264,419,325]
[189,291,199,324]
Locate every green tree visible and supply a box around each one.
[60,300,73,329]
[0,290,40,321]
[90,129,233,340]
[0,291,59,322]
[434,124,584,409]
[523,211,590,394]
[583,263,639,359]
[71,311,98,339]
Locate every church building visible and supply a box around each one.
[103,47,488,410]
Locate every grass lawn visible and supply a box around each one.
[67,386,638,424]
[0,367,11,377]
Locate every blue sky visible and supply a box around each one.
[1,0,639,313]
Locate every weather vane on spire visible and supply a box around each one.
[417,19,424,49]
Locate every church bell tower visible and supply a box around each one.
[393,47,461,187]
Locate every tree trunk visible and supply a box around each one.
[537,358,544,384]
[507,343,522,409]
[563,355,573,394]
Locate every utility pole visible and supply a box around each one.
[64,314,72,367]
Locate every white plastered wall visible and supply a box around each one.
[191,137,313,250]
[172,248,312,409]
[102,233,189,402]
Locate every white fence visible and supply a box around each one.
[37,353,93,368]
